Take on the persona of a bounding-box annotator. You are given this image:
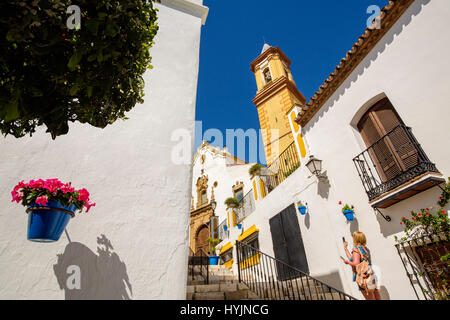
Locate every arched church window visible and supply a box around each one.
[201,190,207,204]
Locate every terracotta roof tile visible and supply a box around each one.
[295,0,415,126]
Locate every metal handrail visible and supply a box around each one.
[188,247,209,284]
[236,240,356,300]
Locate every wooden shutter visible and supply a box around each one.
[358,98,416,182]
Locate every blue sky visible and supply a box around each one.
[194,0,387,164]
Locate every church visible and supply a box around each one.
[189,0,449,300]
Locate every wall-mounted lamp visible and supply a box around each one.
[306,155,328,181]
[210,199,217,213]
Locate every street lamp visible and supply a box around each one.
[209,200,218,242]
[306,155,327,181]
[210,199,217,213]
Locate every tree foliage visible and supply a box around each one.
[0,0,158,139]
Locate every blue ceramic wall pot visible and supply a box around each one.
[298,205,307,215]
[343,209,354,221]
[237,223,242,229]
[27,201,77,242]
[209,256,219,265]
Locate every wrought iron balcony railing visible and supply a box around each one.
[265,142,301,193]
[217,218,229,242]
[353,124,439,202]
[236,189,256,222]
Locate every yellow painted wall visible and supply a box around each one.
[239,252,261,269]
[257,88,298,165]
[223,258,234,269]
[253,51,304,165]
[255,70,263,91]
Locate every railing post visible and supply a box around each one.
[206,255,209,285]
[235,240,241,283]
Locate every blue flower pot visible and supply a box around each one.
[209,256,219,265]
[224,225,228,231]
[27,201,77,242]
[237,223,242,229]
[298,205,307,215]
[343,210,354,221]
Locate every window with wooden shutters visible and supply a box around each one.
[357,98,418,182]
[353,97,442,208]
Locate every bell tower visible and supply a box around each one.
[251,44,306,165]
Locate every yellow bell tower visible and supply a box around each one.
[251,44,306,165]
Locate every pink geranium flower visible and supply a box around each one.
[12,179,95,214]
[84,202,96,213]
[35,195,48,206]
[77,188,90,202]
[11,190,23,203]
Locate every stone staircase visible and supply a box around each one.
[187,265,352,300]
[186,265,260,300]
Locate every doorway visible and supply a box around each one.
[195,225,210,255]
[269,203,309,280]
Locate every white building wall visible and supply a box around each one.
[226,0,450,300]
[0,1,207,300]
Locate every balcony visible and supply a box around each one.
[236,189,255,223]
[353,124,444,208]
[265,142,301,193]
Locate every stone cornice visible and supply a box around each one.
[252,76,307,107]
[190,202,212,217]
[159,0,209,25]
[250,47,291,72]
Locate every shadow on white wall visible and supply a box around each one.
[53,234,132,300]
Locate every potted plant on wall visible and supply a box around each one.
[297,201,307,215]
[339,201,355,221]
[248,163,265,177]
[207,237,221,265]
[224,197,240,208]
[11,179,95,242]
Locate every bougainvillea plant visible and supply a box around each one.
[0,0,158,139]
[398,207,449,241]
[11,179,95,213]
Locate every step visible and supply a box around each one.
[192,292,225,300]
[186,282,261,300]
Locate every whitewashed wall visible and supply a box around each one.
[226,0,450,300]
[0,1,207,300]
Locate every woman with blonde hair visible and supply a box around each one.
[343,231,381,300]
